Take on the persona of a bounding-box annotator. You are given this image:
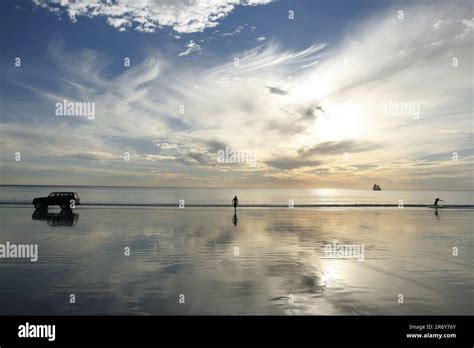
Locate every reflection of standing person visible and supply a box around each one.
[232,196,238,212]
[232,213,238,226]
[434,197,444,207]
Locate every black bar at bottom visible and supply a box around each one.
[0,315,472,346]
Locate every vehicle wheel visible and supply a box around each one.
[35,202,43,209]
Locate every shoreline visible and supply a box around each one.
[1,203,473,209]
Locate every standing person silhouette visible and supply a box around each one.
[433,197,444,208]
[232,196,238,212]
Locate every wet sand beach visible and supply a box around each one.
[0,206,472,315]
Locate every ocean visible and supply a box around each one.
[1,185,473,206]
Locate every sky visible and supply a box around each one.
[0,0,473,189]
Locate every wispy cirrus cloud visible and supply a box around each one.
[298,140,381,157]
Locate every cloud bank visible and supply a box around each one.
[33,0,272,33]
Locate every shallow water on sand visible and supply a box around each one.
[0,206,472,315]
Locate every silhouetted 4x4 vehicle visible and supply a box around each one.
[32,192,80,210]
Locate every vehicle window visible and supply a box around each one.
[49,193,56,198]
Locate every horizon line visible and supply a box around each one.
[0,184,472,191]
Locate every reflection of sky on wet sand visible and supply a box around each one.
[0,207,472,315]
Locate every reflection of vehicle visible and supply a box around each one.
[32,209,79,227]
[32,192,80,210]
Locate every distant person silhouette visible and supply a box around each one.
[433,197,444,207]
[232,196,238,212]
